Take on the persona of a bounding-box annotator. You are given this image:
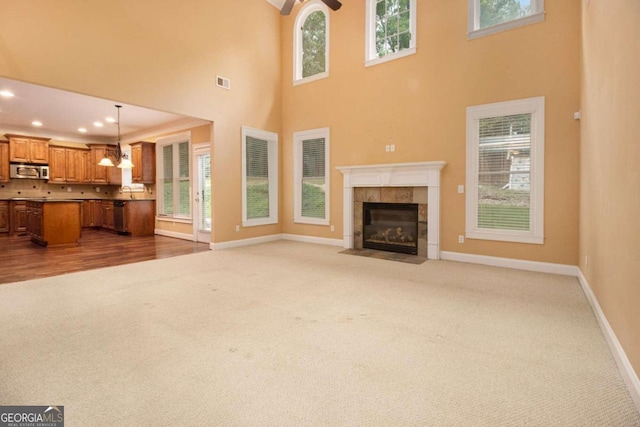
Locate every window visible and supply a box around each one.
[293,128,330,225]
[156,133,191,220]
[468,0,545,40]
[466,97,544,244]
[294,1,329,85]
[365,0,417,67]
[242,126,278,227]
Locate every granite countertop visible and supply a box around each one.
[2,197,155,202]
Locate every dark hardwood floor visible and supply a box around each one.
[0,229,211,284]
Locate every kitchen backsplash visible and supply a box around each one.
[0,179,155,200]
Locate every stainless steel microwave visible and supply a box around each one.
[10,163,50,180]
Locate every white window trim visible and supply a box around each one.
[467,0,545,40]
[466,96,545,244]
[156,132,192,221]
[293,127,330,226]
[241,126,279,227]
[365,0,417,68]
[293,0,330,86]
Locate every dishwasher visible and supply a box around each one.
[113,200,128,234]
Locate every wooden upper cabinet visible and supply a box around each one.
[48,147,67,183]
[90,145,110,184]
[5,134,50,164]
[81,150,92,183]
[65,149,83,183]
[130,141,155,184]
[48,146,90,183]
[0,141,9,183]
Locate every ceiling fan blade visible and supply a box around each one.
[280,0,296,15]
[321,0,342,11]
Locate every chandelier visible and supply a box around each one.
[98,104,134,169]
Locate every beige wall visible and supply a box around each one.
[0,0,283,244]
[581,1,640,377]
[281,1,581,264]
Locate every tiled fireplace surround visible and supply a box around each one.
[337,161,446,260]
[353,187,428,256]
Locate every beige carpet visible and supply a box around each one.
[1,241,638,426]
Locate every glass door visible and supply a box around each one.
[193,144,211,243]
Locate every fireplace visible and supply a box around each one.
[337,161,446,259]
[363,202,418,255]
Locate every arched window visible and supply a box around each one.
[294,1,329,85]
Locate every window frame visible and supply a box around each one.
[465,96,545,244]
[293,0,330,86]
[293,127,330,226]
[467,0,545,40]
[156,132,192,221]
[241,126,279,227]
[365,0,417,68]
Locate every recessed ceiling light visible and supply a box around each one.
[78,127,87,133]
[0,90,15,98]
[32,120,43,127]
[93,121,104,127]
[105,117,116,123]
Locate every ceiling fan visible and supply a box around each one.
[280,0,342,15]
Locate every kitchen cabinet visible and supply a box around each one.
[100,200,115,230]
[0,140,9,182]
[124,200,155,236]
[26,200,81,246]
[11,200,27,234]
[0,201,8,233]
[5,134,50,164]
[81,150,92,183]
[130,141,155,184]
[50,146,90,183]
[82,200,102,228]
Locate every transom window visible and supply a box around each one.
[466,97,545,244]
[294,1,329,85]
[468,0,545,40]
[365,0,417,67]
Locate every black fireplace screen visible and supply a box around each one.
[363,202,418,255]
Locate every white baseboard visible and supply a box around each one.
[282,233,343,247]
[577,270,640,410]
[440,251,579,276]
[154,229,195,242]
[211,234,282,250]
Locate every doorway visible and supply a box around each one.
[193,144,211,243]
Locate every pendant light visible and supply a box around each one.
[98,104,134,169]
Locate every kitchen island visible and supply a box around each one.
[25,199,82,246]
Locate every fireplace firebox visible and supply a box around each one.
[363,202,419,255]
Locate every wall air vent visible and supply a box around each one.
[216,76,231,90]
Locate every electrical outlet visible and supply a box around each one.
[330,225,335,232]
[458,235,464,244]
[390,144,395,152]
[96,187,100,193]
[458,185,464,194]
[67,187,72,192]
[235,225,240,232]
[385,145,390,152]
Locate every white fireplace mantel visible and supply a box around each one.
[336,161,447,260]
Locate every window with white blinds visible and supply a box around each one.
[294,128,330,225]
[242,126,278,227]
[466,97,544,244]
[156,133,191,220]
[468,0,545,40]
[294,3,329,85]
